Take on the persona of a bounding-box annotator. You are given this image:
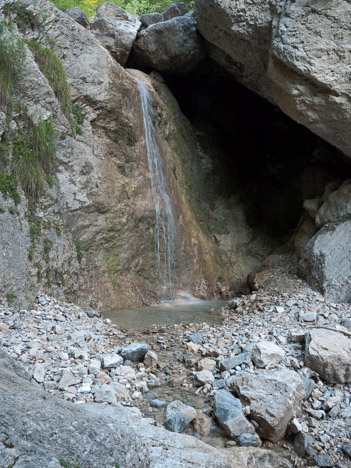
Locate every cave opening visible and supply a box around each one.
[161,59,351,248]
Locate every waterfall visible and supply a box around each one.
[136,79,176,301]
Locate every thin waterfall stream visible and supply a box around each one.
[137,79,176,301]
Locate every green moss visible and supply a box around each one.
[0,205,5,213]
[47,175,54,188]
[26,39,72,119]
[43,238,53,261]
[7,293,16,305]
[29,217,42,244]
[72,104,85,125]
[59,458,80,468]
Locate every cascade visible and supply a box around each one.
[136,79,176,300]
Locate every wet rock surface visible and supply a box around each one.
[2,254,351,466]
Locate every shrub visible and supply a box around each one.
[27,39,72,118]
[0,21,25,107]
[12,116,58,199]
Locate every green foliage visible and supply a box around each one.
[73,237,84,263]
[0,205,5,213]
[7,293,16,304]
[51,0,194,17]
[47,175,54,187]
[59,459,81,468]
[3,1,39,30]
[72,104,85,125]
[0,20,25,107]
[0,172,20,205]
[12,117,58,198]
[28,246,34,261]
[27,39,72,118]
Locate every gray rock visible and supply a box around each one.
[305,329,351,383]
[313,454,334,467]
[194,370,214,386]
[86,309,100,318]
[102,353,123,368]
[91,14,141,66]
[228,369,305,442]
[213,390,255,439]
[298,220,351,303]
[237,433,260,447]
[165,400,197,433]
[58,370,78,390]
[252,341,285,368]
[140,13,163,28]
[299,311,317,322]
[220,352,250,371]
[120,343,148,362]
[33,364,45,383]
[341,318,351,331]
[342,445,351,459]
[301,376,315,399]
[162,2,189,21]
[189,332,203,344]
[315,180,351,227]
[293,432,316,458]
[0,349,232,467]
[196,0,351,158]
[132,13,206,73]
[94,384,117,404]
[66,7,89,28]
[95,3,132,20]
[151,399,167,409]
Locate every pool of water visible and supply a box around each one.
[104,296,225,330]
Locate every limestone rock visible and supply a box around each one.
[66,7,89,28]
[120,343,148,362]
[298,220,351,303]
[58,370,78,390]
[132,13,206,73]
[219,352,251,371]
[1,350,233,466]
[91,11,141,66]
[143,350,158,368]
[228,369,305,442]
[213,390,255,439]
[305,329,351,384]
[165,400,197,433]
[192,409,211,436]
[237,433,260,447]
[140,13,163,28]
[33,364,45,383]
[196,0,351,158]
[101,353,123,368]
[315,180,351,228]
[162,2,189,21]
[198,358,216,371]
[252,341,285,368]
[194,369,214,386]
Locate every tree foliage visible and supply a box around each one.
[51,0,194,18]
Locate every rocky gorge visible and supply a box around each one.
[1,0,351,466]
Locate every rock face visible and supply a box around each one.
[196,0,351,158]
[91,5,141,65]
[0,349,232,467]
[228,370,305,442]
[0,0,264,310]
[213,390,255,439]
[132,13,206,72]
[305,329,351,384]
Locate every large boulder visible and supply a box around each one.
[228,370,305,442]
[298,220,351,303]
[315,180,351,228]
[213,390,255,439]
[305,329,351,384]
[91,5,141,65]
[0,349,233,467]
[195,0,351,158]
[132,13,206,73]
[66,7,89,28]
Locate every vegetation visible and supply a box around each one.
[3,1,40,31]
[27,40,72,119]
[51,0,194,17]
[73,237,84,263]
[59,458,81,468]
[12,116,58,198]
[0,172,21,205]
[0,20,25,107]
